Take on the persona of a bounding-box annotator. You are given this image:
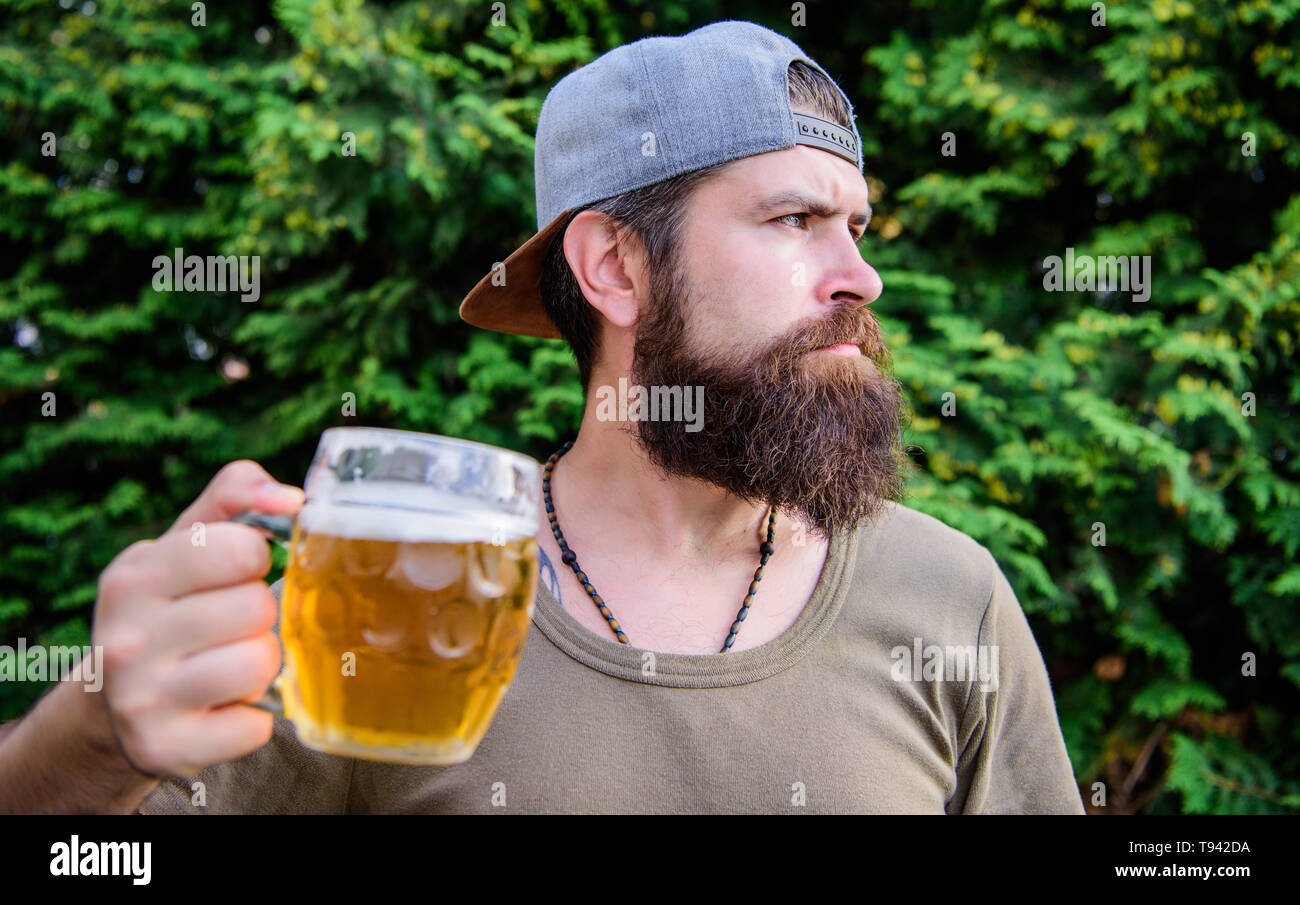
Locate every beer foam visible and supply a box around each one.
[297,485,535,543]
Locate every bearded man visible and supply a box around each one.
[2,21,1083,816]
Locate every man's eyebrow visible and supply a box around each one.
[748,191,873,231]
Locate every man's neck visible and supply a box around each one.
[550,416,780,571]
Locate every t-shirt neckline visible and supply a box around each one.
[528,519,862,688]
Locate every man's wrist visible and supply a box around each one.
[91,691,168,782]
[64,680,167,810]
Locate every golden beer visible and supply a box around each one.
[278,505,538,765]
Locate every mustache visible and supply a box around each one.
[783,305,886,358]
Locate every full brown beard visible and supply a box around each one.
[625,259,910,543]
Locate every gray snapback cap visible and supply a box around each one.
[458,19,864,339]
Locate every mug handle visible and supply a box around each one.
[227,509,297,715]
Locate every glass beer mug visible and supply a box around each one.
[230,428,540,765]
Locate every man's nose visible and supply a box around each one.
[822,243,882,309]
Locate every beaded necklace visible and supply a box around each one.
[542,440,777,652]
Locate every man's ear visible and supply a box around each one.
[563,210,646,330]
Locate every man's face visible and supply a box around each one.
[627,142,909,541]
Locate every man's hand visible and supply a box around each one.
[93,459,304,778]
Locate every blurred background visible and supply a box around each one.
[1,0,1297,813]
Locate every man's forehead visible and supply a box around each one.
[708,148,871,214]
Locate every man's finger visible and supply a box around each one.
[166,460,304,538]
[146,524,277,600]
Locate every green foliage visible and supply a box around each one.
[1,0,1297,813]
[861,0,1300,813]
[1165,727,1300,814]
[0,0,603,719]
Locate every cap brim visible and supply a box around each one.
[458,209,574,339]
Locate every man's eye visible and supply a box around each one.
[777,213,866,244]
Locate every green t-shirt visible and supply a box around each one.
[139,501,1084,814]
